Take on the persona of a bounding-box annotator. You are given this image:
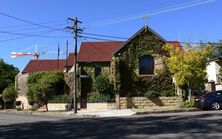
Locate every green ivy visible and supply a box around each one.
[114,27,174,97]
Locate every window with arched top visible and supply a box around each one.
[139,55,154,75]
[95,67,102,77]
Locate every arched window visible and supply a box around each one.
[95,67,102,77]
[139,55,154,75]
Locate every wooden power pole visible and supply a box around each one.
[66,17,82,114]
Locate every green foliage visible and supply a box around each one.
[27,72,66,111]
[144,90,160,98]
[88,92,114,103]
[0,59,19,94]
[88,74,115,103]
[180,100,195,108]
[161,90,175,97]
[2,86,17,103]
[15,101,21,106]
[114,28,174,97]
[210,42,222,59]
[94,74,114,97]
[49,95,72,103]
[164,43,212,92]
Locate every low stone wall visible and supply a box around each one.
[119,97,177,109]
[87,103,117,110]
[47,103,69,111]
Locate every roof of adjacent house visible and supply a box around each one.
[22,59,66,74]
[167,41,183,51]
[67,53,78,66]
[78,41,126,62]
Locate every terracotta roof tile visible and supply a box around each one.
[66,53,78,66]
[167,41,183,51]
[78,42,126,62]
[22,59,66,74]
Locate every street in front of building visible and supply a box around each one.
[0,110,222,139]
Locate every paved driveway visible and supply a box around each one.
[0,111,222,139]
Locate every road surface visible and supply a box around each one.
[0,111,222,139]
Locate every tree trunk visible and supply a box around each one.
[45,103,48,111]
[188,84,192,101]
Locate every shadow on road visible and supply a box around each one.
[1,112,222,139]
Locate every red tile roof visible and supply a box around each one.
[22,59,66,74]
[78,42,126,62]
[167,41,183,51]
[67,53,78,66]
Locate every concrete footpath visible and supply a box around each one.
[0,107,200,118]
[65,109,136,117]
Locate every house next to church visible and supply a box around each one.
[16,25,183,110]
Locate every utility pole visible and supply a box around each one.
[65,40,69,73]
[66,17,82,114]
[57,43,60,72]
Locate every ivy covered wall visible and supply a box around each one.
[77,26,175,99]
[114,26,175,97]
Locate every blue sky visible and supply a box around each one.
[0,0,221,71]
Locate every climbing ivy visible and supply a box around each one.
[114,27,174,97]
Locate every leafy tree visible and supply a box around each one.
[27,72,66,111]
[0,59,19,94]
[2,86,17,109]
[210,41,222,59]
[164,43,212,101]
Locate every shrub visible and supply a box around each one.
[89,74,115,102]
[161,90,175,97]
[88,92,114,103]
[49,95,72,103]
[28,100,35,106]
[2,86,17,109]
[180,100,195,108]
[94,74,114,97]
[144,90,160,98]
[27,72,67,111]
[15,101,21,106]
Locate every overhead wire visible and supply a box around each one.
[0,19,66,29]
[0,11,66,32]
[84,0,215,28]
[80,36,118,42]
[81,32,128,40]
[0,29,72,42]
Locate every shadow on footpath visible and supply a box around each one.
[0,112,222,139]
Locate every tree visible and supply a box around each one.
[210,41,222,59]
[27,72,66,111]
[2,86,17,109]
[164,43,212,101]
[0,59,19,94]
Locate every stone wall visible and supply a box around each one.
[119,97,177,109]
[47,103,69,111]
[87,103,117,110]
[16,73,29,95]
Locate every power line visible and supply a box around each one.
[81,35,221,45]
[85,0,215,28]
[0,30,72,38]
[81,32,128,40]
[2,23,67,33]
[0,29,72,42]
[80,36,118,42]
[0,20,66,29]
[0,11,65,32]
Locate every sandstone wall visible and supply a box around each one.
[119,97,177,109]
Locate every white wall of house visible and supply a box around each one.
[206,61,221,84]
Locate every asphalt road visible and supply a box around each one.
[0,111,222,139]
